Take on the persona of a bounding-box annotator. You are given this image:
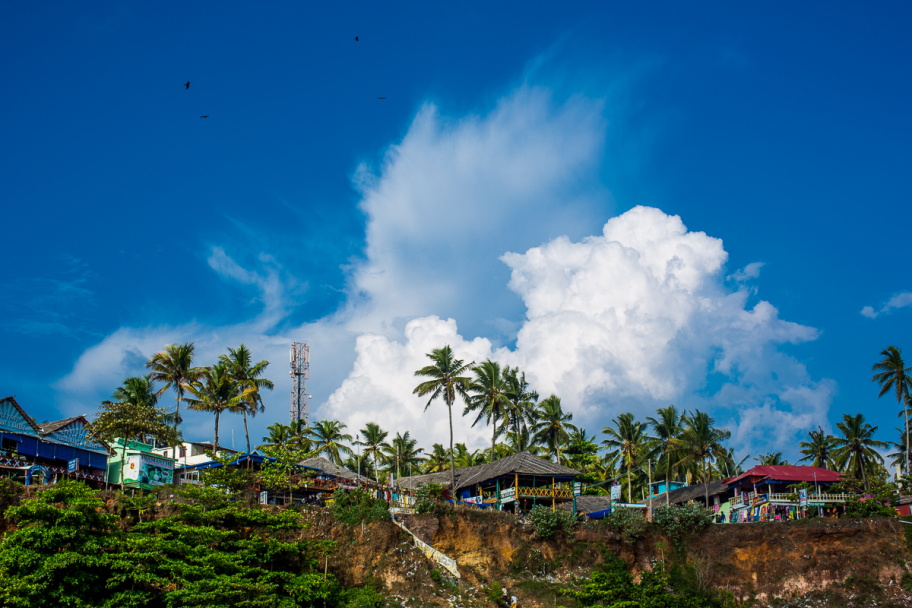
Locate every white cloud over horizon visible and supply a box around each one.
[53,85,834,459]
[861,292,912,319]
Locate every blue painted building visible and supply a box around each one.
[0,396,109,485]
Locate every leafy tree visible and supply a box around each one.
[220,344,274,456]
[357,422,390,482]
[532,394,577,464]
[258,419,313,452]
[646,405,685,507]
[413,345,473,490]
[797,427,837,469]
[328,488,390,525]
[145,342,205,460]
[423,443,450,473]
[258,444,317,504]
[465,359,511,464]
[91,376,177,490]
[184,362,254,451]
[652,502,714,555]
[563,428,601,472]
[503,366,539,451]
[872,346,912,476]
[833,413,887,492]
[602,412,650,504]
[381,431,423,478]
[755,451,790,466]
[307,419,354,464]
[527,504,576,539]
[453,443,486,468]
[673,410,732,506]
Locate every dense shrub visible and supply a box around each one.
[329,488,391,525]
[652,502,714,553]
[601,507,647,545]
[528,504,576,539]
[845,496,896,518]
[0,478,23,516]
[0,479,341,607]
[414,482,450,515]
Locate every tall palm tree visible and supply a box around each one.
[872,346,912,476]
[219,344,274,456]
[424,443,450,473]
[713,447,749,479]
[453,443,486,468]
[673,410,732,506]
[832,413,887,492]
[413,345,473,490]
[797,427,836,469]
[504,426,543,457]
[564,428,601,472]
[261,422,292,449]
[184,362,253,452]
[889,426,911,476]
[465,359,512,464]
[645,405,685,506]
[145,342,205,459]
[503,367,539,451]
[602,412,650,504]
[307,419,354,464]
[532,395,578,465]
[382,431,424,478]
[358,422,390,482]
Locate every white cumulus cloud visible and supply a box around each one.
[861,292,912,319]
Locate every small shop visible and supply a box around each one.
[107,438,176,490]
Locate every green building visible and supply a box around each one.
[107,438,176,489]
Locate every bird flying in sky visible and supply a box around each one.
[355,36,359,41]
[377,97,386,99]
[185,81,190,89]
[200,115,209,118]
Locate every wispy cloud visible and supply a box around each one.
[861,292,912,319]
[728,262,764,282]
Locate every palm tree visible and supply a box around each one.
[564,428,601,472]
[382,431,424,478]
[261,422,292,449]
[503,367,539,450]
[219,344,274,456]
[307,419,354,464]
[872,346,912,476]
[645,405,685,507]
[797,427,836,469]
[453,443,486,468]
[531,395,577,464]
[504,426,543,457]
[832,413,887,492]
[465,359,512,464]
[413,345,473,490]
[602,412,650,504]
[184,362,253,452]
[358,422,390,482]
[424,443,450,473]
[145,342,205,460]
[889,426,911,475]
[755,452,789,466]
[673,410,732,506]
[713,447,749,479]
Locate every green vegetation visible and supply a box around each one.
[600,506,647,545]
[528,504,576,539]
[652,502,714,554]
[414,482,449,515]
[328,488,390,525]
[0,480,344,608]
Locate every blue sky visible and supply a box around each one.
[2,2,911,459]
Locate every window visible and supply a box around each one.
[1,438,17,452]
[179,447,186,458]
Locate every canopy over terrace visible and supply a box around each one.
[397,451,581,510]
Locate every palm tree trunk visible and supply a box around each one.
[243,410,252,469]
[213,410,220,452]
[173,390,181,461]
[903,394,910,478]
[665,460,671,507]
[627,459,632,504]
[704,459,710,506]
[860,455,869,492]
[491,417,497,464]
[448,400,456,493]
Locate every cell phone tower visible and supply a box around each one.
[289,343,310,424]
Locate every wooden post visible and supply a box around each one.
[552,477,555,511]
[496,477,500,511]
[533,476,537,507]
[515,473,519,514]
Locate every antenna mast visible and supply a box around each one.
[289,343,310,424]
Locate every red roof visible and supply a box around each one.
[725,465,841,486]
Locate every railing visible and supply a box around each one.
[732,492,855,507]
[391,514,460,579]
[517,486,572,499]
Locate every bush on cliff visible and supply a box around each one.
[329,488,391,525]
[414,482,450,515]
[601,507,647,545]
[652,502,713,553]
[0,479,344,608]
[528,504,576,539]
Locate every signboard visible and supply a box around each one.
[610,484,621,501]
[123,454,174,486]
[573,482,581,497]
[798,489,808,507]
[499,487,516,503]
[259,491,268,505]
[68,458,79,473]
[463,496,484,505]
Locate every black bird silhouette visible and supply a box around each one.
[377,97,386,100]
[185,81,190,89]
[200,115,209,118]
[355,36,359,41]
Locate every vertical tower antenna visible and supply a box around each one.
[290,343,310,424]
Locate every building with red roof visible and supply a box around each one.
[725,465,841,496]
